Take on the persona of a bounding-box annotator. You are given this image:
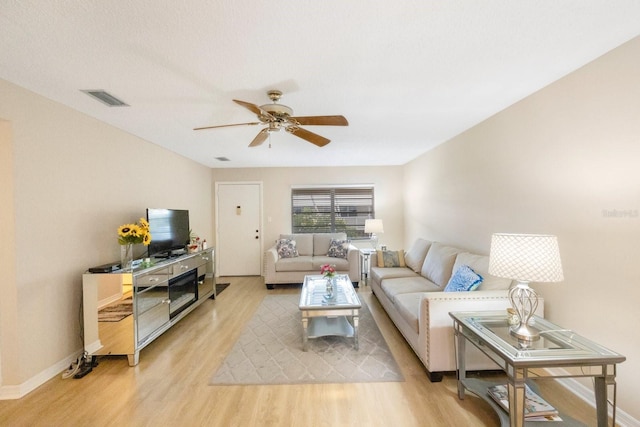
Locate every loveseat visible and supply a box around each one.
[264,233,360,289]
[370,238,544,382]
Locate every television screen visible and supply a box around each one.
[146,208,190,257]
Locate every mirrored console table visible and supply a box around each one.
[83,248,215,366]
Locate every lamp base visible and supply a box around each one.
[509,322,540,341]
[508,280,541,342]
[370,234,378,249]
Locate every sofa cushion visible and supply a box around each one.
[313,233,347,256]
[275,256,314,272]
[381,276,440,303]
[312,256,350,271]
[376,250,406,267]
[420,242,461,288]
[444,265,483,292]
[370,266,417,284]
[327,238,350,259]
[276,239,299,259]
[393,293,423,334]
[280,234,313,256]
[404,238,432,272]
[453,252,512,290]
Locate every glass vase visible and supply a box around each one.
[120,243,133,271]
[325,276,335,299]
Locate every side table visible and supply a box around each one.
[359,248,377,286]
[450,311,625,427]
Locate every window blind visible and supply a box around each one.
[291,187,374,238]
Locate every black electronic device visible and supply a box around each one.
[146,208,190,257]
[88,262,121,273]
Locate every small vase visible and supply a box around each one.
[325,277,335,299]
[120,243,133,271]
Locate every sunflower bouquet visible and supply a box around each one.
[117,218,152,246]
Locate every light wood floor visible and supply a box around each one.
[0,277,599,426]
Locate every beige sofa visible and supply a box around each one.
[370,239,544,382]
[264,233,360,289]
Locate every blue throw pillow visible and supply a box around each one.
[444,265,483,292]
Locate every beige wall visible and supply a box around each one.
[0,120,19,386]
[404,36,640,421]
[0,80,212,392]
[211,166,405,254]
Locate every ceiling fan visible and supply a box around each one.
[194,90,348,147]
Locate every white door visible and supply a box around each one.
[216,182,262,276]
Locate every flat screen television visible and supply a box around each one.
[146,208,190,257]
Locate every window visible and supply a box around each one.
[291,186,374,239]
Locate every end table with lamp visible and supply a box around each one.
[450,310,625,427]
[450,233,625,426]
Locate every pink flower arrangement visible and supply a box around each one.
[320,264,336,278]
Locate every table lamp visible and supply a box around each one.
[364,219,384,249]
[488,233,564,341]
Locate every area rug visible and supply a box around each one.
[210,294,404,385]
[98,298,133,322]
[215,282,230,295]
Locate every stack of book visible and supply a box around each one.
[487,384,562,422]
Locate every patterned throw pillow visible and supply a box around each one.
[376,250,406,268]
[276,239,298,259]
[444,265,483,292]
[327,239,350,259]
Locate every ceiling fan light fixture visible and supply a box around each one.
[259,103,293,118]
[194,89,347,148]
[268,122,280,132]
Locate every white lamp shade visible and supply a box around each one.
[364,219,384,234]
[488,233,564,282]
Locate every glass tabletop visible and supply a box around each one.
[450,311,625,364]
[299,275,361,309]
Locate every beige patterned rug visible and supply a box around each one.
[98,298,133,322]
[210,294,404,385]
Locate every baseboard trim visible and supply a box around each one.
[544,367,639,427]
[0,350,82,400]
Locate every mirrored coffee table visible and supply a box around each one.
[299,274,361,351]
[450,311,626,427]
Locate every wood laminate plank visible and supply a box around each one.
[0,277,599,426]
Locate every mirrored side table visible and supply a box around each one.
[450,311,625,427]
[359,248,377,286]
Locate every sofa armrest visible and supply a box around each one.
[418,290,544,372]
[263,246,279,284]
[370,251,379,268]
[346,244,361,283]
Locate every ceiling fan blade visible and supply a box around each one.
[194,122,260,131]
[286,126,331,147]
[289,115,348,126]
[233,99,275,120]
[249,129,269,147]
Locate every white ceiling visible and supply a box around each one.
[1,1,639,168]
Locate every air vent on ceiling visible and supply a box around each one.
[81,90,129,107]
[215,157,230,162]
